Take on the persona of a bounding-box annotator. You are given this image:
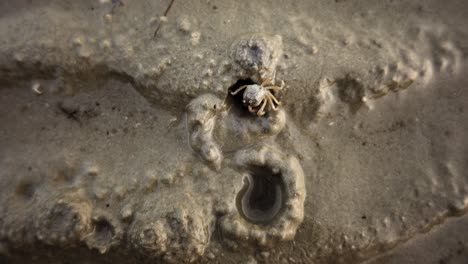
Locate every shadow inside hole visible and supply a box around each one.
[93,218,115,243]
[226,79,257,118]
[236,166,285,225]
[48,204,82,232]
[335,75,366,113]
[15,180,37,199]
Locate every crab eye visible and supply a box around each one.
[242,100,246,104]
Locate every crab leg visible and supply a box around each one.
[256,99,264,107]
[267,95,278,111]
[261,79,273,87]
[266,86,282,91]
[248,105,256,113]
[269,93,281,106]
[230,85,247,95]
[267,80,284,89]
[257,98,268,116]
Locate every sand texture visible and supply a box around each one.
[0,0,467,263]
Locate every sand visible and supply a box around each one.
[0,0,467,263]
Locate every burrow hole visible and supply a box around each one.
[16,180,37,200]
[93,218,115,243]
[236,166,285,225]
[48,204,81,232]
[227,79,256,117]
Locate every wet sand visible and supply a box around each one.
[0,0,467,263]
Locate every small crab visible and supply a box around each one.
[230,79,284,116]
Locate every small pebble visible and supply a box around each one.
[178,17,191,32]
[191,32,201,46]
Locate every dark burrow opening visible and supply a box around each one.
[15,180,37,199]
[48,204,82,232]
[335,74,366,113]
[226,78,257,118]
[93,218,115,243]
[236,166,285,225]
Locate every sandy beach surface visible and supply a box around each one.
[0,0,467,263]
